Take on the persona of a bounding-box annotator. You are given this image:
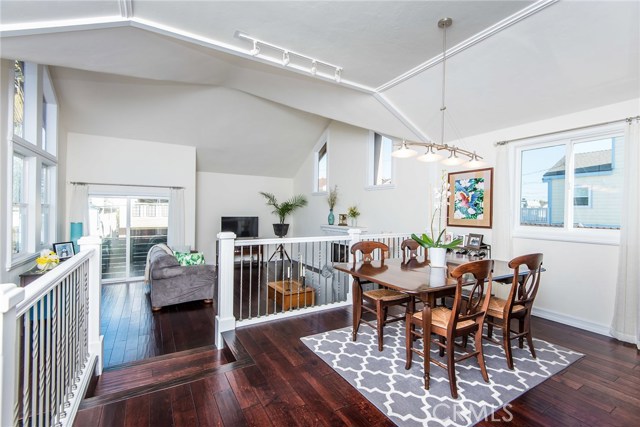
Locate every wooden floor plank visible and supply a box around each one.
[79,279,639,427]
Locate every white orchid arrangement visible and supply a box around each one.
[35,249,60,271]
[412,170,464,249]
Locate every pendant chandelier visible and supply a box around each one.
[391,18,485,168]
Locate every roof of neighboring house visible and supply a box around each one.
[542,149,613,178]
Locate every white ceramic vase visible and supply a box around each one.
[428,247,447,268]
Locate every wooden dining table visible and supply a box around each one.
[333,254,538,387]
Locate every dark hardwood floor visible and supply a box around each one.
[101,282,216,368]
[79,282,639,426]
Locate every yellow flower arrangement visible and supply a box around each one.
[35,249,60,271]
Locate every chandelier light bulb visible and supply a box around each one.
[441,150,466,166]
[417,145,444,162]
[391,140,418,158]
[465,152,487,168]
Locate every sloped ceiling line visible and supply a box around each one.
[375,0,559,93]
[373,93,428,141]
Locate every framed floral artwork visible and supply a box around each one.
[447,168,493,228]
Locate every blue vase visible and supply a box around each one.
[328,209,335,225]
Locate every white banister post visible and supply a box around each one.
[346,229,362,304]
[79,235,104,375]
[215,232,236,349]
[0,283,25,427]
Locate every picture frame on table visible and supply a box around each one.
[53,241,75,260]
[447,168,493,229]
[466,233,484,249]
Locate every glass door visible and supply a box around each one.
[89,196,169,281]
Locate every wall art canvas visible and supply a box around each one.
[447,168,493,228]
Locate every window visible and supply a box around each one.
[12,154,27,255]
[368,132,394,188]
[573,186,591,207]
[13,60,25,138]
[6,60,58,267]
[317,143,327,192]
[313,130,329,193]
[40,164,52,248]
[516,124,624,240]
[90,196,169,280]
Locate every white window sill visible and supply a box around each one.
[312,191,328,197]
[6,252,38,271]
[365,184,396,191]
[512,227,620,246]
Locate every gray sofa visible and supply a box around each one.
[148,245,215,310]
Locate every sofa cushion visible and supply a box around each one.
[175,252,205,266]
[152,252,180,269]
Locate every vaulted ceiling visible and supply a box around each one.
[1,1,638,176]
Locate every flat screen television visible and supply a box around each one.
[221,216,259,238]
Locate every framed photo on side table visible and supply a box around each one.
[466,233,484,249]
[447,168,493,228]
[53,241,75,261]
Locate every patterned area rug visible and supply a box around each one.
[301,323,583,427]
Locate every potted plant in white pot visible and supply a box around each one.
[259,191,308,237]
[411,170,463,267]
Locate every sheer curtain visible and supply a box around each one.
[491,143,513,261]
[611,118,640,348]
[167,188,185,249]
[69,183,89,234]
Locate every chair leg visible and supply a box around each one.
[524,314,536,359]
[518,318,525,349]
[503,321,514,370]
[376,301,384,351]
[461,334,468,348]
[446,340,458,398]
[487,317,494,339]
[439,336,446,357]
[475,328,489,383]
[405,314,413,370]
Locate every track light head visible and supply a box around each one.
[250,40,260,56]
[282,51,290,66]
[335,68,342,83]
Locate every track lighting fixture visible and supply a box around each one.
[235,31,343,83]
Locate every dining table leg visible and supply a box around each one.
[352,277,362,341]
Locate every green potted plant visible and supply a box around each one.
[347,205,360,227]
[411,170,463,267]
[327,185,338,225]
[259,191,308,237]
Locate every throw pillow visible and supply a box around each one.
[174,252,206,266]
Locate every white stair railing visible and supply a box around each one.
[214,230,419,348]
[0,236,103,427]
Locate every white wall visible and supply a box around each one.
[66,133,197,248]
[292,99,639,335]
[196,171,294,263]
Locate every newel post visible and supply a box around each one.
[79,235,104,375]
[0,283,25,427]
[216,232,237,348]
[346,228,362,304]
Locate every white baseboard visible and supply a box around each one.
[532,307,611,337]
[236,300,351,328]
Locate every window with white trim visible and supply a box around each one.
[313,131,329,193]
[7,60,58,266]
[368,132,394,188]
[516,124,624,236]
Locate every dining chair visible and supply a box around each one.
[405,259,494,399]
[401,239,421,263]
[351,241,412,351]
[484,253,543,369]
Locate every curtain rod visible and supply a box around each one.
[495,115,640,146]
[69,181,184,190]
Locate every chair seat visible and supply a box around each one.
[363,288,409,302]
[412,306,475,330]
[487,297,525,318]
